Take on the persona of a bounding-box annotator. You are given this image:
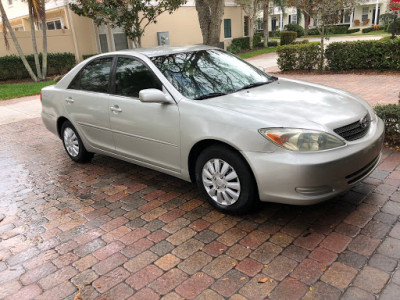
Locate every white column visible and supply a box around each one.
[350,7,354,28]
[374,0,379,25]
[280,13,283,30]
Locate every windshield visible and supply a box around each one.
[151,50,272,100]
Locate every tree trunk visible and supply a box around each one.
[195,0,224,47]
[263,0,269,47]
[304,11,309,35]
[28,1,43,80]
[41,0,47,79]
[319,26,325,71]
[0,1,38,81]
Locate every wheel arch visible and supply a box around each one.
[57,116,70,139]
[188,139,257,189]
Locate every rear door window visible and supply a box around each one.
[69,57,113,93]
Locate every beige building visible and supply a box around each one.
[0,0,247,61]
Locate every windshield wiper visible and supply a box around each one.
[233,81,271,93]
[194,92,227,100]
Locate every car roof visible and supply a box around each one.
[111,45,220,58]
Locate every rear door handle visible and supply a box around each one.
[65,97,74,104]
[110,105,122,113]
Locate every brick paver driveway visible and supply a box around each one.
[0,93,400,298]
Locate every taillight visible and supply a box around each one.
[40,91,42,102]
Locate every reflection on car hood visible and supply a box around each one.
[203,78,369,131]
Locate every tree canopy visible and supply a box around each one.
[70,0,186,48]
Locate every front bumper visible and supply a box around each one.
[243,118,385,205]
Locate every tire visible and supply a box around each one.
[61,121,93,163]
[195,145,257,214]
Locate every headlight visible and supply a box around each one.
[259,128,346,152]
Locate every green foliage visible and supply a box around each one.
[388,19,400,35]
[277,43,321,71]
[70,0,185,47]
[227,34,275,53]
[380,13,395,25]
[284,23,305,37]
[280,31,297,45]
[82,54,97,60]
[253,33,263,47]
[307,27,320,35]
[375,102,400,147]
[291,39,309,45]
[306,24,351,35]
[325,40,400,70]
[380,36,400,42]
[0,81,56,100]
[268,31,281,38]
[0,53,75,81]
[362,27,374,33]
[347,28,360,34]
[267,40,279,47]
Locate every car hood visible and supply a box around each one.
[202,78,369,131]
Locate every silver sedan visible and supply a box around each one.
[41,45,384,214]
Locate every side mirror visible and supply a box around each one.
[139,89,173,104]
[258,66,265,72]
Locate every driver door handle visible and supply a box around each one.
[110,105,122,113]
[65,97,74,104]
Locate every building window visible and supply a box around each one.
[8,0,13,6]
[46,19,62,30]
[13,26,24,32]
[362,7,369,22]
[111,27,128,51]
[289,14,297,24]
[244,16,249,36]
[224,19,232,39]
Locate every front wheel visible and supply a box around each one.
[195,145,257,214]
[61,121,93,163]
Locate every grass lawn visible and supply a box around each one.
[238,47,277,59]
[0,80,55,100]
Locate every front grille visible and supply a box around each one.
[345,154,380,185]
[334,114,370,141]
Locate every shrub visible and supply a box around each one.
[380,36,400,42]
[280,31,297,46]
[227,43,242,54]
[291,40,309,45]
[277,43,321,71]
[269,30,281,38]
[325,39,400,71]
[230,37,250,52]
[347,28,360,34]
[267,40,278,47]
[284,24,305,37]
[362,27,374,33]
[0,52,76,81]
[307,27,320,35]
[253,33,263,47]
[82,54,97,60]
[375,102,400,147]
[388,19,400,35]
[329,24,351,34]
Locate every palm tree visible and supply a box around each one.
[0,0,47,81]
[0,1,38,81]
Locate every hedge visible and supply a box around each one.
[227,34,278,53]
[280,31,297,45]
[347,28,360,34]
[375,102,400,147]
[325,39,400,70]
[82,54,97,60]
[0,52,76,81]
[284,24,305,37]
[277,43,321,71]
[306,24,351,35]
[362,27,374,33]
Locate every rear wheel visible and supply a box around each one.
[61,121,93,163]
[195,145,257,214]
